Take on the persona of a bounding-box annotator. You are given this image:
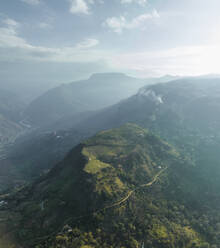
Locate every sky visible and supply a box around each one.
[1,0,220,94]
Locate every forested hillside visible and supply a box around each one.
[1,124,218,248]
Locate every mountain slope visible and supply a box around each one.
[0,124,216,248]
[7,77,220,191]
[69,77,220,193]
[24,73,176,127]
[24,73,145,126]
[73,77,220,134]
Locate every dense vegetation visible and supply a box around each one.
[1,78,220,247]
[8,77,220,192]
[0,124,219,248]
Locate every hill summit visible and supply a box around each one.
[0,124,210,248]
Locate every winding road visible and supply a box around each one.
[63,166,168,225]
[97,166,167,213]
[29,167,168,245]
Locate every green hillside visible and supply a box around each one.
[0,124,216,248]
[6,77,220,204]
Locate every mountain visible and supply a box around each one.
[6,77,220,192]
[4,74,178,179]
[5,129,89,183]
[67,77,220,197]
[73,77,220,134]
[0,124,216,248]
[23,73,176,127]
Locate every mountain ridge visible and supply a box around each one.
[23,73,177,127]
[0,123,204,248]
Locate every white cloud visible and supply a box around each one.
[103,10,160,33]
[0,23,29,48]
[0,18,25,48]
[120,0,147,6]
[0,19,101,63]
[21,0,41,5]
[69,0,90,15]
[3,18,19,28]
[75,38,99,49]
[1,16,220,77]
[68,0,103,15]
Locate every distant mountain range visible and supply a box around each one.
[72,77,220,135]
[4,73,177,183]
[2,75,220,247]
[23,73,178,127]
[6,77,220,195]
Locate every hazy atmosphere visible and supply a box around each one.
[1,1,220,248]
[1,0,220,96]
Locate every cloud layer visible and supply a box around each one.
[1,0,220,82]
[103,10,160,33]
[69,0,90,15]
[0,18,101,62]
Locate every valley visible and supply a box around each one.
[1,1,220,247]
[1,76,220,248]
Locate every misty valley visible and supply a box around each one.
[1,0,220,247]
[0,74,220,248]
